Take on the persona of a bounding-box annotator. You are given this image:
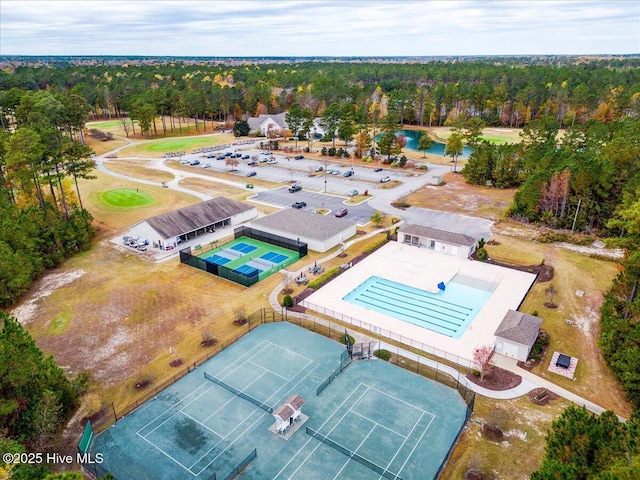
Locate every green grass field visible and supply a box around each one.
[100,189,155,208]
[123,137,223,156]
[87,120,133,129]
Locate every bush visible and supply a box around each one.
[475,247,488,261]
[321,147,327,155]
[282,295,294,308]
[339,334,355,345]
[307,267,341,289]
[363,237,389,254]
[373,349,391,361]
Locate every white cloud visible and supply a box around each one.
[0,0,638,56]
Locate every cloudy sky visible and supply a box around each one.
[1,0,638,57]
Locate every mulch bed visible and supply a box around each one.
[282,288,293,295]
[233,319,248,326]
[169,358,184,368]
[287,305,307,313]
[356,230,366,235]
[134,379,152,390]
[337,253,348,258]
[465,366,522,391]
[200,339,218,347]
[527,387,560,406]
[294,288,316,304]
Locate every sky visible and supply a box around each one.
[1,0,638,57]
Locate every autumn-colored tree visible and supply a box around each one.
[225,157,239,171]
[539,168,571,222]
[472,345,494,381]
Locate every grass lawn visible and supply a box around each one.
[100,189,155,208]
[103,160,175,183]
[86,120,130,129]
[118,133,237,158]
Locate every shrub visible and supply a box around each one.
[339,334,355,345]
[307,267,341,289]
[363,237,389,254]
[328,147,336,156]
[321,147,327,155]
[282,295,294,308]
[475,247,488,261]
[374,349,391,361]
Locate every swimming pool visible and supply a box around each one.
[343,275,496,338]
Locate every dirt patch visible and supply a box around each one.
[134,379,152,390]
[200,339,218,347]
[356,230,366,235]
[466,366,522,391]
[281,288,293,295]
[527,387,560,406]
[233,319,248,326]
[469,253,554,284]
[482,423,504,442]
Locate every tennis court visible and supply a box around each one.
[90,323,469,479]
[198,236,299,283]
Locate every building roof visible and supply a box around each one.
[247,113,288,132]
[494,310,543,347]
[144,198,254,239]
[273,404,294,421]
[285,394,305,410]
[399,224,477,247]
[251,209,355,242]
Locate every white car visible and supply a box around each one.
[380,176,391,183]
[267,159,278,164]
[347,189,359,197]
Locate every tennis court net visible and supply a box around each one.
[225,248,243,258]
[204,372,273,413]
[252,257,275,269]
[305,427,403,480]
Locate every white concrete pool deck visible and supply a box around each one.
[302,242,537,366]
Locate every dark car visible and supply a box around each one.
[335,208,348,217]
[288,184,302,193]
[292,201,307,209]
[246,171,257,177]
[343,170,354,177]
[294,155,305,160]
[242,154,250,159]
[374,167,383,172]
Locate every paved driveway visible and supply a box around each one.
[249,187,376,226]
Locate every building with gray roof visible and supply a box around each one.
[127,198,256,250]
[398,223,480,258]
[494,309,543,362]
[250,209,356,252]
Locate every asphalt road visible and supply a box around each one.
[249,187,377,225]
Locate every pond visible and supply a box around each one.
[376,129,472,158]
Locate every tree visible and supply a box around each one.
[417,133,433,158]
[233,119,250,137]
[62,139,96,210]
[337,103,356,147]
[370,211,383,226]
[545,284,558,307]
[445,132,463,172]
[285,103,304,150]
[472,344,493,381]
[320,103,340,149]
[463,117,486,147]
[225,157,239,171]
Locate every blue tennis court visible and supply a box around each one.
[343,275,496,339]
[261,251,289,264]
[206,254,232,266]
[231,242,258,254]
[234,264,262,276]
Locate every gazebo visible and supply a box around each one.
[272,395,305,434]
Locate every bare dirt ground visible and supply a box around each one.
[398,172,517,220]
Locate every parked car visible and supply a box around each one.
[216,155,226,160]
[180,159,190,165]
[189,160,200,166]
[347,189,359,197]
[380,176,391,183]
[294,155,305,160]
[242,154,250,159]
[335,208,348,217]
[202,163,211,168]
[259,157,269,163]
[247,160,257,166]
[246,171,257,177]
[224,152,233,157]
[292,201,307,209]
[343,170,354,177]
[314,166,324,172]
[267,158,278,164]
[289,184,302,193]
[374,167,383,172]
[330,169,341,175]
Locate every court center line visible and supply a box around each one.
[366,384,435,418]
[282,385,371,480]
[395,413,436,477]
[350,410,407,439]
[262,339,317,365]
[378,411,426,480]
[214,341,271,380]
[332,424,378,480]
[180,411,224,439]
[247,359,290,381]
[137,383,215,437]
[265,360,317,406]
[200,395,237,424]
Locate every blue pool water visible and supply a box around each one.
[375,130,472,158]
[343,275,496,338]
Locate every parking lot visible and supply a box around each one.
[178,148,419,198]
[249,187,377,225]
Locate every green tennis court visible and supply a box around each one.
[199,236,299,282]
[89,323,469,479]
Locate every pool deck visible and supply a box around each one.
[302,242,537,365]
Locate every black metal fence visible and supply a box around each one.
[222,449,257,480]
[204,372,273,413]
[234,225,308,258]
[316,349,351,396]
[179,246,260,287]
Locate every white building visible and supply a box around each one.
[272,395,305,434]
[397,224,479,259]
[494,310,543,362]
[250,209,356,253]
[247,113,288,136]
[127,197,256,250]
